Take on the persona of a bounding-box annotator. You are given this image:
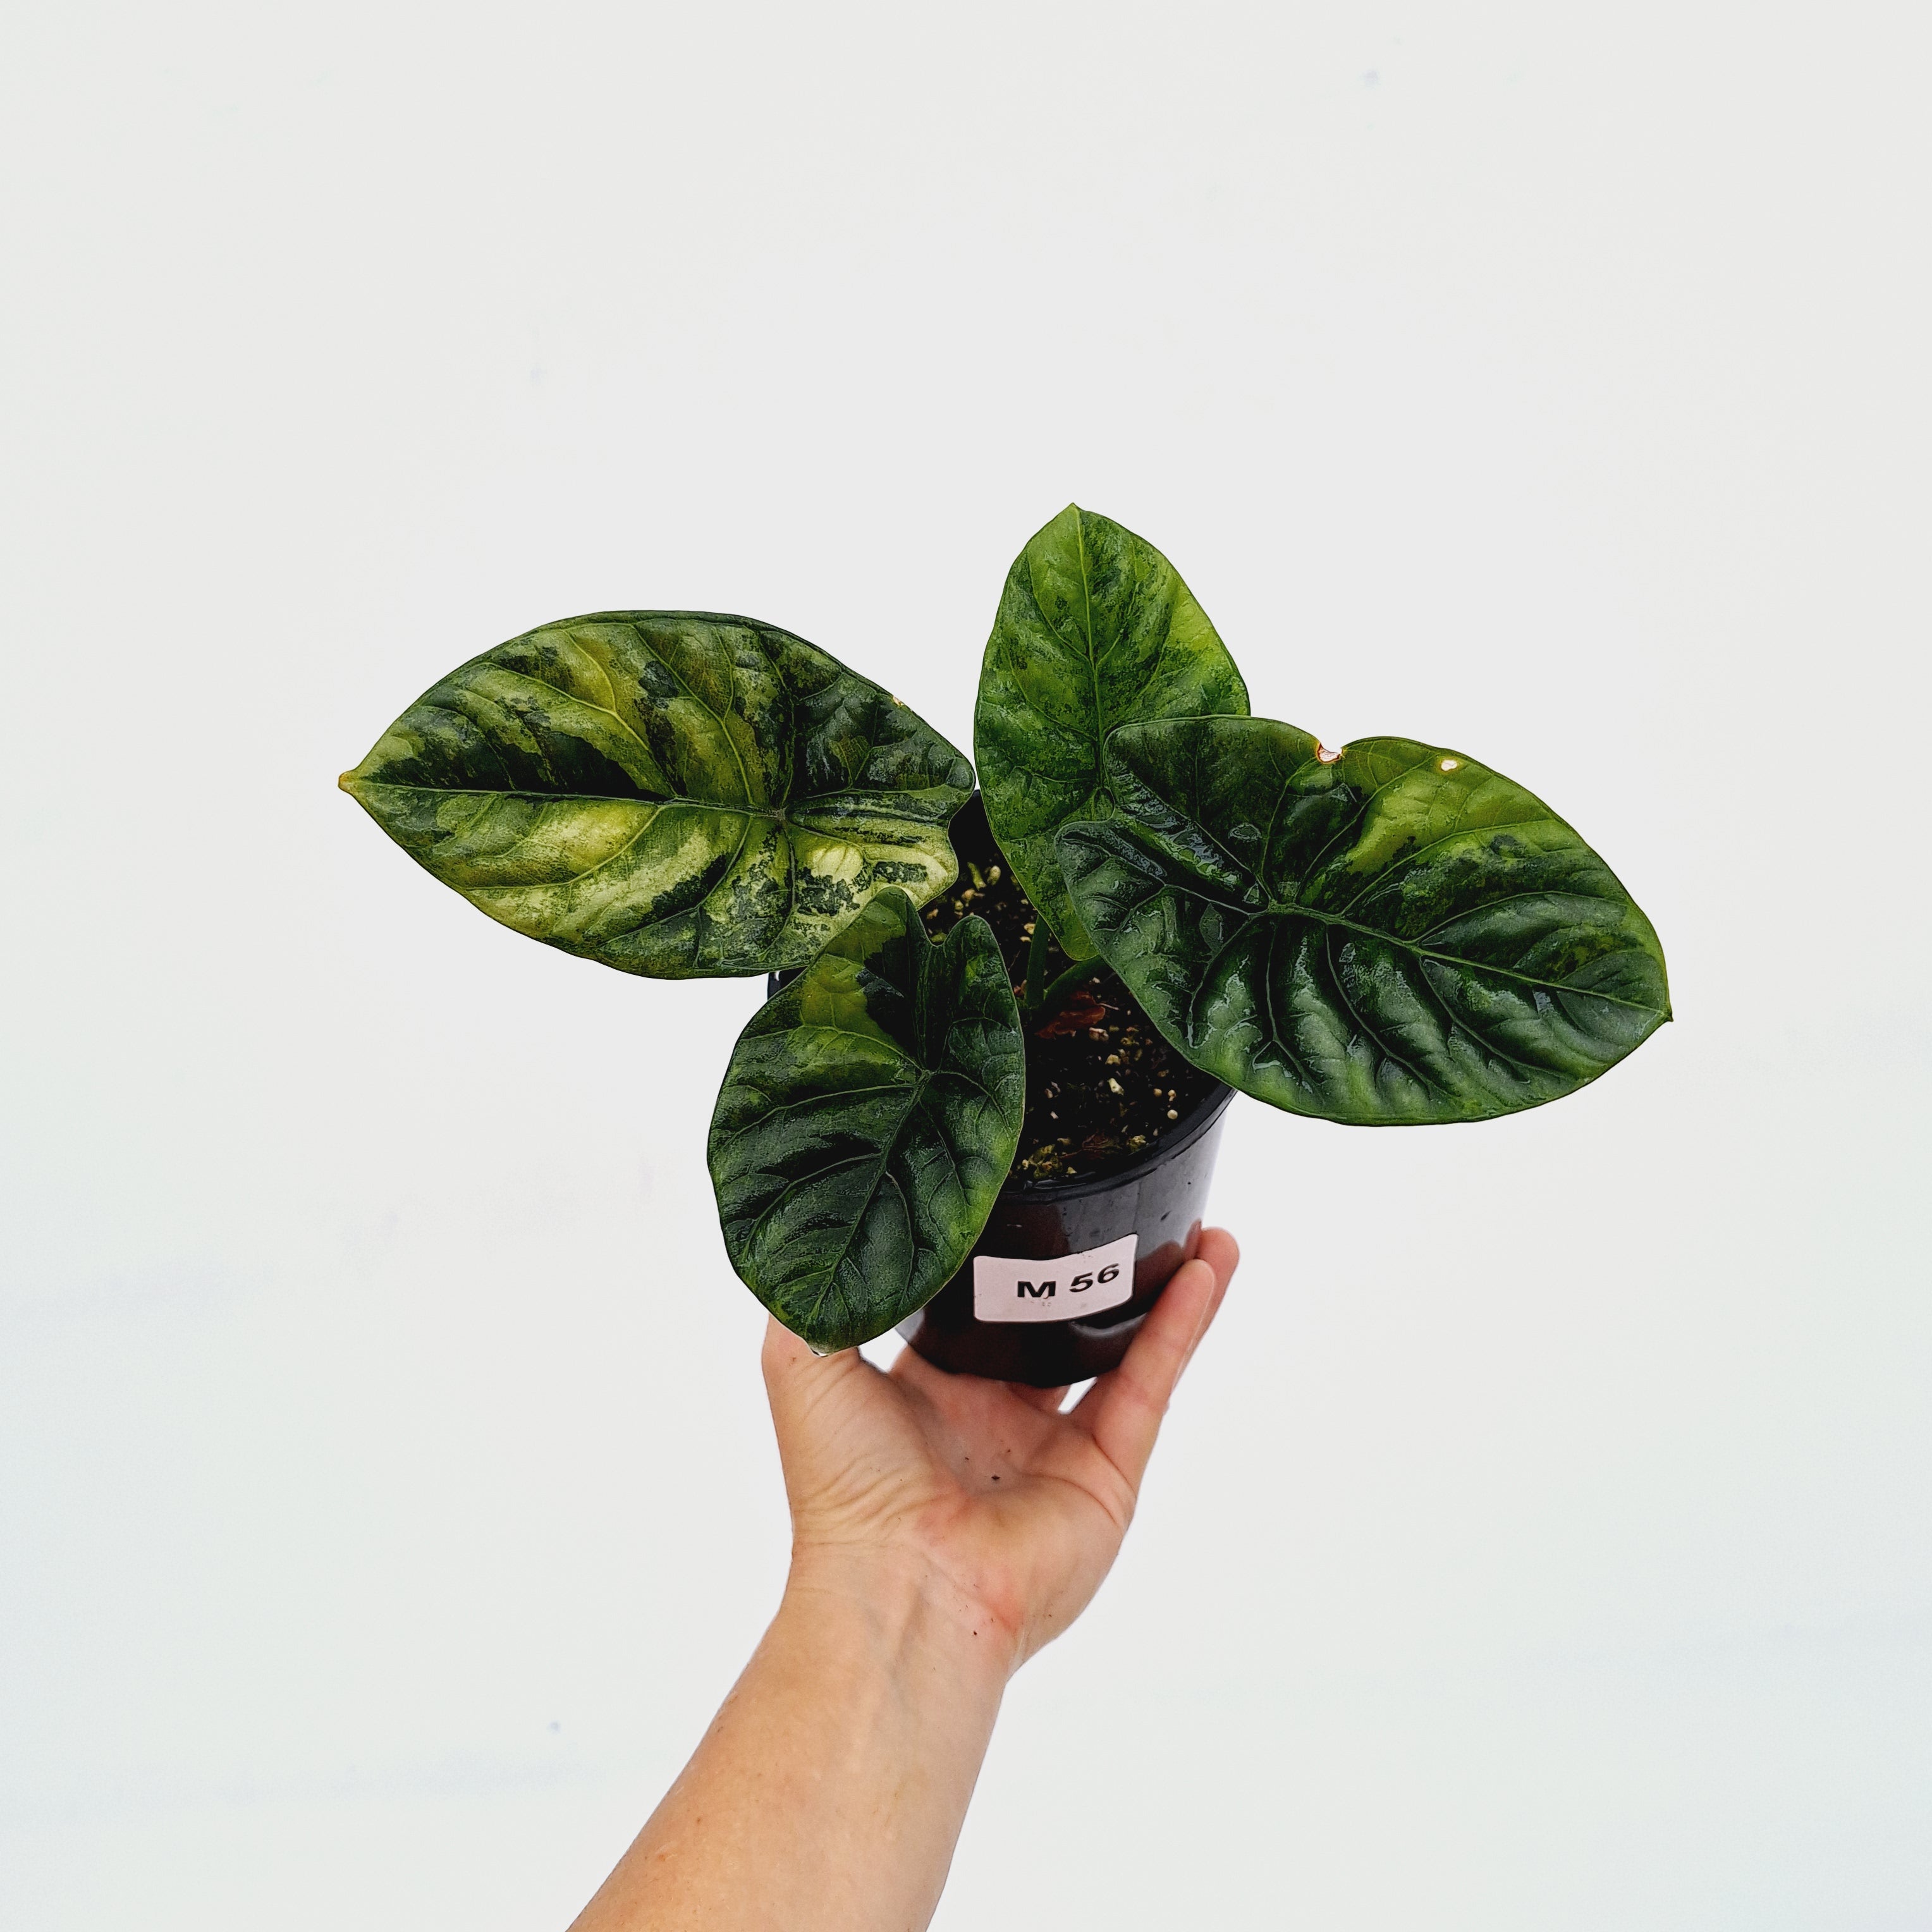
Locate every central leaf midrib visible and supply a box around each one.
[786,933,1004,1329]
[352,783,949,822]
[800,1067,938,1326]
[1075,513,1103,752]
[1134,862,1663,1016]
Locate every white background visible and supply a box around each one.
[4,4,1928,1927]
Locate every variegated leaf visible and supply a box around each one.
[341,613,972,976]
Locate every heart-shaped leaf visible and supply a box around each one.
[975,506,1249,960]
[1057,718,1670,1124]
[707,889,1025,1351]
[341,613,973,977]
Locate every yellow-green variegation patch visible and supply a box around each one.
[341,613,972,977]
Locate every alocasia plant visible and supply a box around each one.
[345,506,1670,1350]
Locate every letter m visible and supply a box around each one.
[1017,1279,1055,1299]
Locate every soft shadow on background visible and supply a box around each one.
[3,4,1927,1928]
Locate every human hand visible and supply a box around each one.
[572,1232,1238,1931]
[760,1227,1240,1675]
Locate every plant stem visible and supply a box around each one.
[1033,957,1097,1017]
[1021,914,1053,1014]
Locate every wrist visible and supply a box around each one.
[781,1539,1022,1689]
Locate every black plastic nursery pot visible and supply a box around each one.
[759,979,1237,1390]
[895,1077,1235,1387]
[762,788,1235,1387]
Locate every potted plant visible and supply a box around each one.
[341,506,1670,1383]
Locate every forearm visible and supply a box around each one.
[571,1551,1010,1932]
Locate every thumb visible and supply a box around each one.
[1072,1228,1238,1491]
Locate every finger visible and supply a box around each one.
[1190,1228,1240,1338]
[1193,1223,1240,1274]
[1073,1257,1217,1479]
[1072,1229,1239,1490]
[759,1311,819,1389]
[759,1316,867,1443]
[1177,1228,1238,1378]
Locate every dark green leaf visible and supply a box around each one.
[707,890,1025,1351]
[341,613,973,977]
[975,506,1249,960]
[1057,718,1670,1124]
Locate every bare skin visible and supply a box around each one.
[569,1227,1240,1932]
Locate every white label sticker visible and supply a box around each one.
[972,1233,1139,1324]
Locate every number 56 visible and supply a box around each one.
[1068,1263,1122,1292]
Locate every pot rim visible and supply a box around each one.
[1000,1077,1237,1203]
[759,968,1238,1205]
